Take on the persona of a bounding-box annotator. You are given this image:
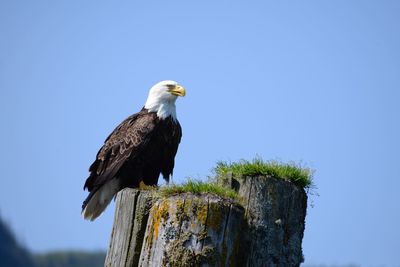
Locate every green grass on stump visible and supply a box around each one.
[214,158,313,188]
[159,158,313,199]
[159,179,238,200]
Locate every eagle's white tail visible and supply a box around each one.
[82,179,120,221]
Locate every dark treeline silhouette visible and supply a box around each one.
[0,215,105,267]
[0,215,35,267]
[34,251,105,267]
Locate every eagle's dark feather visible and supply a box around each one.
[82,108,181,213]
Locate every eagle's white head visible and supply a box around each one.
[144,80,186,120]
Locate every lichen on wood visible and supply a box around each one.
[138,193,244,267]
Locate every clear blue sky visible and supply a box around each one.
[1,1,399,266]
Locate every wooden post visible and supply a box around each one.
[104,189,154,267]
[104,190,243,267]
[219,175,308,267]
[105,176,307,267]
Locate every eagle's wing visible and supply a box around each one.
[83,110,158,192]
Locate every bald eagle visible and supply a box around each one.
[82,80,185,221]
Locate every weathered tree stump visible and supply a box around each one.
[105,176,307,267]
[219,175,308,267]
[138,193,243,267]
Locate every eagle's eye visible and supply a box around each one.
[166,84,176,91]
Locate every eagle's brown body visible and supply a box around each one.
[82,108,182,220]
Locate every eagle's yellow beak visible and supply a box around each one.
[169,85,186,97]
